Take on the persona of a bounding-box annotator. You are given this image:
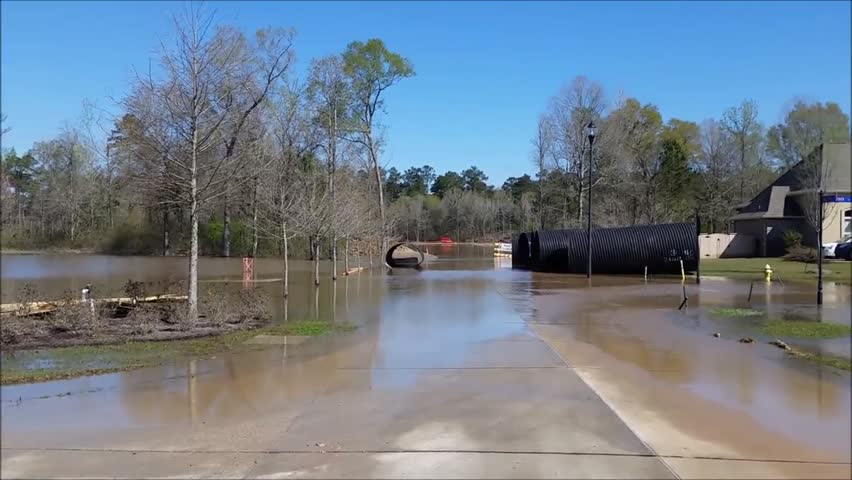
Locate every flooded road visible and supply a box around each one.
[2,247,851,478]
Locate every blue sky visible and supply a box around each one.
[2,1,850,185]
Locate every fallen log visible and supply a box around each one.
[344,266,367,276]
[1,294,188,316]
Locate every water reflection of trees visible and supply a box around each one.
[118,333,381,425]
[117,272,388,425]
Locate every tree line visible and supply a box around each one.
[1,7,415,322]
[384,77,849,242]
[1,9,850,321]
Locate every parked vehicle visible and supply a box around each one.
[823,235,852,259]
[833,239,852,261]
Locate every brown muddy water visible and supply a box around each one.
[1,246,850,464]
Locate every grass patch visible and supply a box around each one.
[701,258,852,284]
[710,307,764,317]
[788,349,852,372]
[0,320,355,385]
[0,366,142,386]
[760,320,851,339]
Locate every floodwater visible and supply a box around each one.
[1,246,851,476]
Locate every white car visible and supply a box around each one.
[823,235,852,258]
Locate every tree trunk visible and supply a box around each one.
[576,183,583,226]
[282,222,289,298]
[367,133,387,257]
[107,149,114,229]
[332,236,338,280]
[252,181,259,257]
[539,159,545,230]
[344,237,350,273]
[314,240,321,286]
[187,121,199,324]
[163,209,171,256]
[188,211,199,322]
[330,108,338,281]
[223,195,231,257]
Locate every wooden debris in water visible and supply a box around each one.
[344,266,367,276]
[1,294,188,317]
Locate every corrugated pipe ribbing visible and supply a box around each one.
[519,223,698,275]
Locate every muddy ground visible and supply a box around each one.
[1,291,270,351]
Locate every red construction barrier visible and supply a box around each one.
[242,257,254,287]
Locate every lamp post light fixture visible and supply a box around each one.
[586,120,597,279]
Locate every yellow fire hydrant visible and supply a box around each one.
[764,264,773,283]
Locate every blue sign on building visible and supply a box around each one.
[822,194,852,203]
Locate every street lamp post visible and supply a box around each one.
[817,190,824,306]
[586,121,597,279]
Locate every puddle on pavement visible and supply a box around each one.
[506,274,851,458]
[1,248,850,460]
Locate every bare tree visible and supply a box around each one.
[721,99,763,203]
[607,98,664,223]
[794,145,837,244]
[29,127,97,242]
[124,7,291,322]
[531,116,552,230]
[256,81,318,296]
[543,76,605,227]
[216,25,294,257]
[695,119,737,232]
[309,55,350,279]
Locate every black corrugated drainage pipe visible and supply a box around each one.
[530,231,541,270]
[527,223,698,275]
[385,243,425,269]
[511,232,531,269]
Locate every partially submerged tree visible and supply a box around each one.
[256,81,317,297]
[217,25,295,258]
[342,39,414,257]
[309,55,350,280]
[123,7,293,322]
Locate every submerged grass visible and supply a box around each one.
[788,349,852,372]
[0,320,355,385]
[706,306,851,371]
[761,320,851,339]
[709,307,764,317]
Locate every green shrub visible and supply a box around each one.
[99,223,161,255]
[783,230,802,252]
[200,220,252,256]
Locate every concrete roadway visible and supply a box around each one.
[2,266,850,478]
